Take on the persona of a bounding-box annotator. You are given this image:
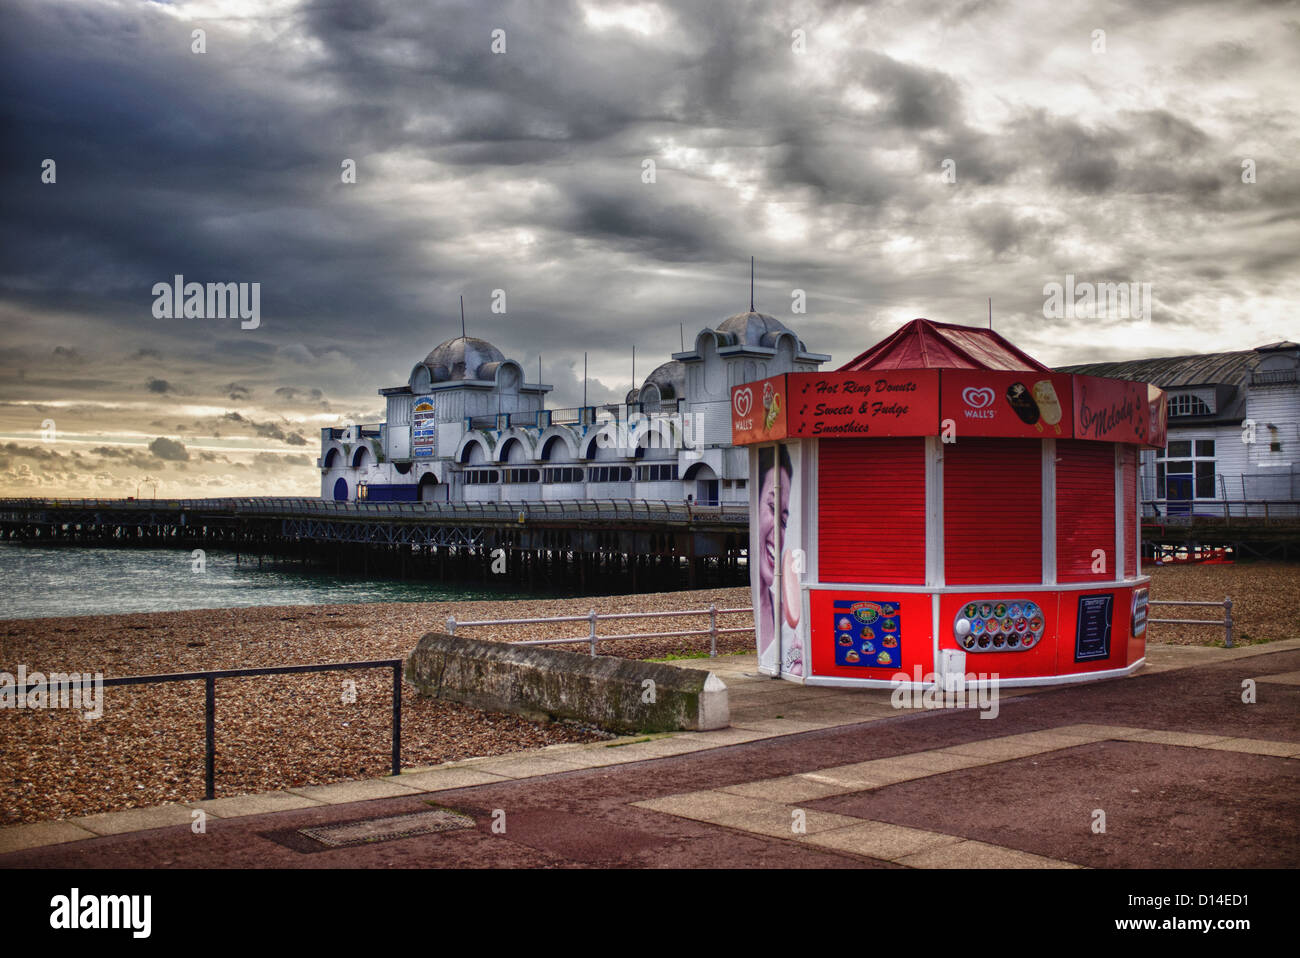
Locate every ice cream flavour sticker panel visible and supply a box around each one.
[940,370,1075,439]
[831,599,904,668]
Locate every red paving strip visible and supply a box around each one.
[3,648,1298,869]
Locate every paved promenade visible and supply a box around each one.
[3,639,1297,868]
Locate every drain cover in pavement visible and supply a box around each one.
[263,809,476,853]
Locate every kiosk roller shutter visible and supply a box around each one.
[818,438,926,584]
[1056,439,1117,581]
[945,438,1042,585]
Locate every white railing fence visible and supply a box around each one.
[445,605,755,657]
[1148,597,1234,647]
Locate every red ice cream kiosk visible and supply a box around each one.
[735,319,1167,689]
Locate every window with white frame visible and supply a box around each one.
[637,463,679,482]
[1155,439,1217,499]
[1168,393,1212,417]
[588,466,633,483]
[542,467,584,484]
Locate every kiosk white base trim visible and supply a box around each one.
[785,656,1146,690]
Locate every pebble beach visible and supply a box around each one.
[0,587,753,826]
[2,561,1296,827]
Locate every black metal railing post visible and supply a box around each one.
[391,662,402,777]
[205,675,216,800]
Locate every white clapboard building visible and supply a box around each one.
[319,311,829,503]
[1060,341,1300,516]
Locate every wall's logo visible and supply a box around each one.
[733,387,753,418]
[962,387,995,410]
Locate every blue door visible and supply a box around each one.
[332,477,349,501]
[1166,474,1192,516]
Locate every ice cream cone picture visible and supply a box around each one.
[1032,380,1064,435]
[763,390,782,431]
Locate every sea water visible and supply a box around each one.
[0,542,537,620]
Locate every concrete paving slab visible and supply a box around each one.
[1198,737,1300,758]
[532,745,665,768]
[804,820,963,861]
[896,838,1082,869]
[715,803,861,841]
[679,727,772,747]
[939,736,1061,761]
[994,731,1101,752]
[188,791,324,819]
[471,755,593,779]
[731,718,837,734]
[1118,730,1234,748]
[885,749,996,773]
[0,820,99,853]
[810,759,938,787]
[383,767,511,792]
[1254,671,1300,685]
[1045,724,1132,741]
[720,774,857,803]
[71,804,197,836]
[286,779,423,805]
[633,788,779,821]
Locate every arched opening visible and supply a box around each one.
[323,448,341,468]
[418,473,440,503]
[499,437,527,463]
[684,462,719,505]
[459,440,487,465]
[351,445,370,468]
[332,477,349,501]
[539,435,571,461]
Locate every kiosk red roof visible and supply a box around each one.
[839,319,1052,372]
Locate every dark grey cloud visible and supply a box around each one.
[0,0,1296,495]
[148,437,189,461]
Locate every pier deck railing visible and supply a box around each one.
[14,660,404,800]
[446,606,755,658]
[0,497,749,525]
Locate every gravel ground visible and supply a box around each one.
[1145,560,1300,645]
[1,561,1293,827]
[0,587,752,826]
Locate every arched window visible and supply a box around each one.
[1168,393,1211,417]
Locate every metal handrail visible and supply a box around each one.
[1141,499,1300,521]
[446,605,756,658]
[14,659,404,799]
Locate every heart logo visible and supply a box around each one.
[962,387,995,409]
[734,387,753,418]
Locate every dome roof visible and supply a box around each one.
[715,311,801,349]
[421,336,506,382]
[627,360,687,404]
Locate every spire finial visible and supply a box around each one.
[460,296,466,339]
[750,257,755,312]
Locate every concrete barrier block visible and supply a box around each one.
[406,633,729,733]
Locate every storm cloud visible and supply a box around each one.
[1,0,1297,496]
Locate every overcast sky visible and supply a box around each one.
[2,0,1297,497]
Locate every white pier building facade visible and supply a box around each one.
[319,311,829,504]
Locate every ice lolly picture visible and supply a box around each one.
[1006,382,1040,426]
[1032,379,1063,434]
